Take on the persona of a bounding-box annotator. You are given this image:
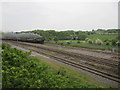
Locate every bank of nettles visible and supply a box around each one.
[2,43,103,88]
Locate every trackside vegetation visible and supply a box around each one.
[2,43,109,88]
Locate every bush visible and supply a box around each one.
[106,42,110,45]
[86,38,93,44]
[88,39,93,44]
[77,34,87,40]
[116,41,120,46]
[67,42,71,44]
[111,40,117,46]
[77,41,80,43]
[60,42,63,45]
[85,38,89,41]
[103,39,108,42]
[95,39,103,45]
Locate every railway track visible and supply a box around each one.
[46,44,119,56]
[5,41,120,83]
[10,41,119,68]
[40,53,120,83]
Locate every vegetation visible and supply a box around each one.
[2,43,108,88]
[18,29,119,41]
[18,30,87,41]
[35,56,109,88]
[14,29,119,52]
[87,34,117,41]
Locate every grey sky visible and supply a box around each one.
[0,1,118,32]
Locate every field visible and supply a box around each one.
[57,34,118,42]
[46,34,119,52]
[87,34,118,40]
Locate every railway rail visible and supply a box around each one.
[40,53,120,83]
[46,44,119,56]
[9,41,119,68]
[4,41,120,83]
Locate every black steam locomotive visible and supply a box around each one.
[2,32,44,44]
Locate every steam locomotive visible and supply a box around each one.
[2,32,44,44]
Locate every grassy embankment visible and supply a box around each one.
[35,56,110,88]
[1,43,110,88]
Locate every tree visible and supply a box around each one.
[77,34,87,40]
[95,39,103,45]
[111,40,117,46]
[106,42,109,45]
[53,37,58,43]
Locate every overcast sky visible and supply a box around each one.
[0,0,119,32]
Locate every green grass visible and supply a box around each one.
[87,34,118,40]
[58,40,85,43]
[35,56,110,88]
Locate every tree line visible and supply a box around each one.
[17,29,119,41]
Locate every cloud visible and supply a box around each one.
[1,2,118,32]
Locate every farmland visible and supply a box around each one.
[57,34,117,41]
[87,34,117,40]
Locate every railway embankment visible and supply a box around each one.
[3,40,118,88]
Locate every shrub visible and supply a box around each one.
[77,41,80,43]
[67,42,71,44]
[103,39,108,42]
[88,39,93,44]
[86,38,93,44]
[106,42,110,45]
[60,42,63,45]
[111,40,117,46]
[95,39,103,45]
[116,41,120,46]
[85,38,89,41]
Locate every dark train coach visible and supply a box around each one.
[2,32,44,44]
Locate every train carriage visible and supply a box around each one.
[2,32,44,44]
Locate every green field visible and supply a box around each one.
[58,40,85,43]
[47,33,119,52]
[87,34,118,40]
